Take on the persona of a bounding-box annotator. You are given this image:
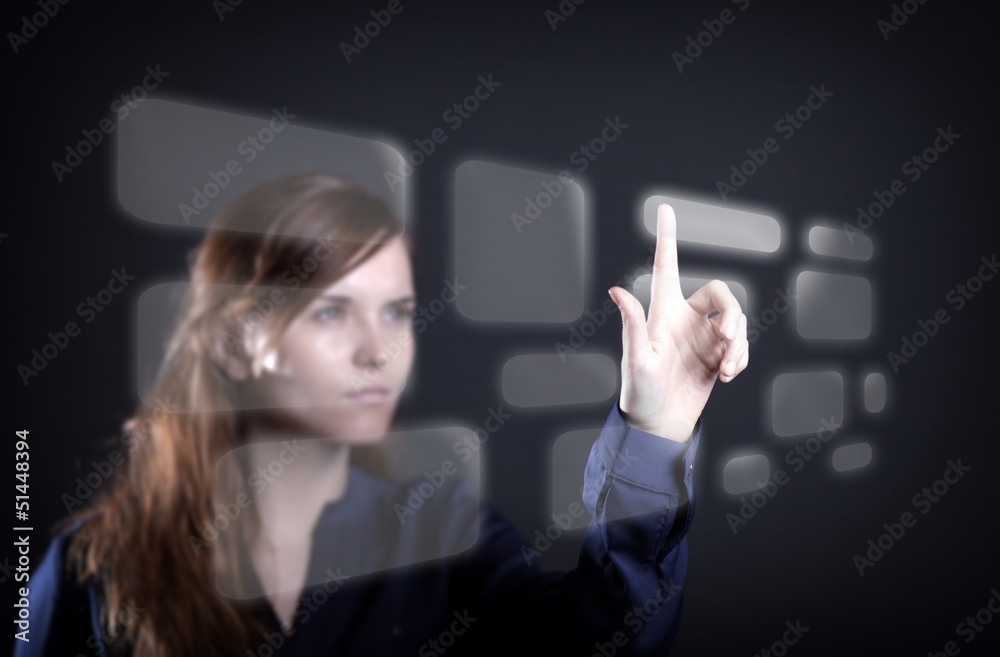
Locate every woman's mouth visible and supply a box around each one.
[343,387,391,403]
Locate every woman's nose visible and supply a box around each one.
[352,316,386,369]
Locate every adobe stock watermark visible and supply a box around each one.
[747,286,797,344]
[511,116,628,234]
[553,245,657,362]
[60,396,180,514]
[877,0,931,42]
[726,416,841,535]
[417,609,477,656]
[7,0,73,54]
[188,439,309,555]
[842,125,960,244]
[178,106,296,224]
[544,0,588,31]
[350,277,467,391]
[17,592,145,648]
[245,566,351,655]
[383,74,501,191]
[212,0,246,21]
[0,556,16,585]
[928,588,1000,656]
[851,457,971,577]
[887,254,997,373]
[748,620,810,657]
[220,233,342,356]
[671,0,751,73]
[519,500,588,566]
[84,597,146,655]
[51,65,170,182]
[17,268,136,386]
[589,578,684,657]
[339,0,417,63]
[392,405,511,524]
[715,83,834,201]
[521,447,639,566]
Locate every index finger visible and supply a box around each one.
[648,203,683,323]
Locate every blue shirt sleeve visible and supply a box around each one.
[12,519,98,657]
[448,401,701,656]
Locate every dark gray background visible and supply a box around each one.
[6,1,999,655]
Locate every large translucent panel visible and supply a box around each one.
[454,160,587,323]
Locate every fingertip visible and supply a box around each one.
[726,313,743,341]
[657,204,676,235]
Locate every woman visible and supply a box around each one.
[17,173,748,656]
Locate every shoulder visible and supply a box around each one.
[28,516,89,603]
[15,516,97,655]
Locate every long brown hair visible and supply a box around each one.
[60,173,411,656]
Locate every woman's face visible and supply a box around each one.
[244,238,416,443]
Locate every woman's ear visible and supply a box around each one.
[209,333,251,382]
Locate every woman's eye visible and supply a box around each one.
[315,306,344,322]
[387,305,416,322]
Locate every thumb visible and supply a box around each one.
[609,286,652,366]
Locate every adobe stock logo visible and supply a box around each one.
[51,65,170,182]
[339,0,416,63]
[177,107,296,224]
[17,268,136,386]
[886,255,997,372]
[715,83,834,201]
[7,0,73,54]
[851,458,971,577]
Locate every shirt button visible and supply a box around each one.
[390,624,403,637]
[688,463,694,472]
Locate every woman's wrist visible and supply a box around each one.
[619,404,697,443]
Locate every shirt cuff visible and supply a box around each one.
[593,402,702,499]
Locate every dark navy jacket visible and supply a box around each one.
[13,403,701,656]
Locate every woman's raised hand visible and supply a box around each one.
[609,203,748,442]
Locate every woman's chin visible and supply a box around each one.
[322,410,394,443]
